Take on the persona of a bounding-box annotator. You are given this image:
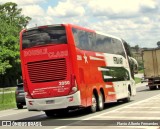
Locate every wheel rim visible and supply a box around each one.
[91,95,97,112]
[92,95,97,111]
[99,93,103,109]
[128,91,131,101]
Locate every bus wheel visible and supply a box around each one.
[124,90,131,102]
[98,92,104,111]
[56,109,69,116]
[90,94,97,113]
[45,110,56,117]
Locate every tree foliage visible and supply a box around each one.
[0,2,31,28]
[122,39,132,57]
[0,2,31,87]
[157,41,160,48]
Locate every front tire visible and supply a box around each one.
[123,90,131,102]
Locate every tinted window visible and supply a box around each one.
[112,38,126,57]
[22,26,67,49]
[101,66,130,82]
[95,34,114,53]
[72,28,126,57]
[72,28,95,50]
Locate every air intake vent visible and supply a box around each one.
[27,58,67,83]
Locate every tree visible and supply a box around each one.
[0,2,31,87]
[157,41,160,48]
[122,39,132,57]
[0,2,31,28]
[135,45,139,52]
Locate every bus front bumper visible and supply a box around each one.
[26,91,81,111]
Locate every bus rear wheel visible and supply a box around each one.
[98,92,104,111]
[45,109,68,117]
[45,110,56,117]
[89,94,97,113]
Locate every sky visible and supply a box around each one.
[1,0,160,48]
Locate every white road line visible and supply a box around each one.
[97,116,160,120]
[55,94,160,129]
[112,111,160,113]
[105,126,158,129]
[135,103,160,104]
[122,107,160,108]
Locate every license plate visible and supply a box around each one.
[46,100,54,104]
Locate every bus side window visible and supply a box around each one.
[78,31,90,50]
[104,37,113,53]
[88,32,95,51]
[72,28,94,51]
[72,29,78,46]
[112,38,126,58]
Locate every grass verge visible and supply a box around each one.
[0,92,16,110]
[0,87,16,92]
[135,77,141,84]
[138,70,144,74]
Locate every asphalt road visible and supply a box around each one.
[1,82,160,129]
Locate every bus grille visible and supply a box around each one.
[27,58,67,83]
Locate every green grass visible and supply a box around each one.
[135,77,141,84]
[0,92,16,110]
[0,87,16,92]
[138,69,144,74]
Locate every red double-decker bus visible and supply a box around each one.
[20,24,136,117]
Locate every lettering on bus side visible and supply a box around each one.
[48,51,68,58]
[24,48,48,57]
[113,57,123,64]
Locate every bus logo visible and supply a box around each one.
[113,57,123,64]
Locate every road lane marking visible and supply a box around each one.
[83,94,160,120]
[113,111,160,113]
[97,116,160,120]
[103,126,158,129]
[55,93,160,129]
[122,107,160,108]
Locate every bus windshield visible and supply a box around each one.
[22,26,67,49]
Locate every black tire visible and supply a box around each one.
[97,92,104,111]
[17,104,23,109]
[123,90,131,103]
[89,94,97,113]
[149,86,157,90]
[45,110,56,117]
[45,109,68,117]
[56,109,69,116]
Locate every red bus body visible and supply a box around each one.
[20,24,136,113]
